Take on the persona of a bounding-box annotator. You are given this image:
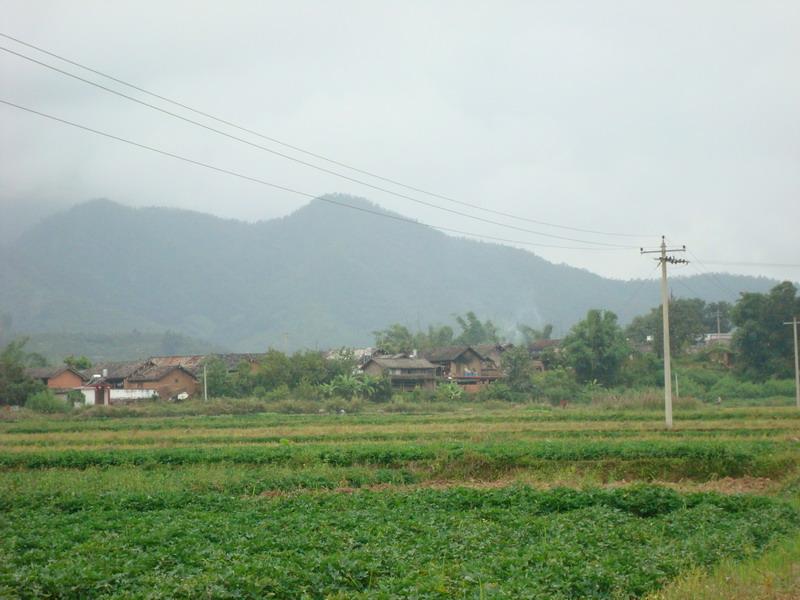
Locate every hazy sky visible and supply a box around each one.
[2,1,799,284]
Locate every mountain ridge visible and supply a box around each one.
[0,196,780,351]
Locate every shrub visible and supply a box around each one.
[434,382,463,402]
[25,389,71,414]
[532,368,584,406]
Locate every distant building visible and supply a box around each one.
[423,345,504,393]
[124,365,198,400]
[26,366,87,390]
[361,356,438,391]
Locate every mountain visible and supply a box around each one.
[0,196,780,351]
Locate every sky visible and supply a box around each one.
[1,1,799,284]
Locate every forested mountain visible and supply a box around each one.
[0,196,779,351]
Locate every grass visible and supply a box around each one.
[645,533,800,600]
[2,402,800,597]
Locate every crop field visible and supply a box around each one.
[2,405,800,598]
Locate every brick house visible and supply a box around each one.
[26,367,87,390]
[124,365,198,399]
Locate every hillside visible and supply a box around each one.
[0,196,779,351]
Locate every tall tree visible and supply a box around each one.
[702,301,732,334]
[626,298,707,357]
[454,312,499,346]
[373,324,415,354]
[518,324,553,344]
[732,282,800,380]
[563,310,629,385]
[0,338,45,406]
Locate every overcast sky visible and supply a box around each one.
[2,1,798,283]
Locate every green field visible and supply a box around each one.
[2,404,800,598]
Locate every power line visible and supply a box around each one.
[0,32,652,241]
[686,250,740,298]
[697,260,800,268]
[0,98,628,253]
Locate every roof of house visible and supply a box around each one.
[147,353,266,374]
[83,361,150,380]
[127,365,197,383]
[528,339,562,352]
[147,355,207,374]
[26,366,87,381]
[211,353,266,371]
[424,346,479,362]
[365,357,437,370]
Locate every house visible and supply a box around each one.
[148,353,265,376]
[26,366,87,390]
[82,361,151,389]
[424,346,499,392]
[473,343,514,378]
[361,356,438,391]
[124,365,198,399]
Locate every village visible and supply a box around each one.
[25,332,735,406]
[24,340,571,405]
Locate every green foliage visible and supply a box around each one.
[63,355,92,370]
[66,390,85,405]
[434,382,464,402]
[621,352,663,388]
[24,389,71,414]
[501,345,536,392]
[563,310,630,385]
[627,298,707,357]
[454,311,499,345]
[475,381,518,402]
[532,368,584,405]
[1,485,796,598]
[703,301,732,333]
[373,324,415,354]
[0,338,45,406]
[517,323,553,344]
[732,282,800,380]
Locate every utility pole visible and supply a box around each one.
[716,307,721,336]
[642,236,687,429]
[203,364,208,402]
[784,317,800,409]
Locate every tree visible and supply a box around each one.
[414,325,454,353]
[626,298,707,357]
[501,345,535,392]
[454,312,499,346]
[732,282,800,380]
[563,310,629,385]
[0,338,45,406]
[64,355,92,370]
[204,356,232,398]
[703,301,732,334]
[517,324,553,344]
[374,324,415,354]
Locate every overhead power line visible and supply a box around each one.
[697,260,800,269]
[0,98,629,253]
[0,31,651,241]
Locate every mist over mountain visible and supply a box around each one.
[0,196,779,352]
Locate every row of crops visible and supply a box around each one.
[2,405,800,598]
[2,485,798,598]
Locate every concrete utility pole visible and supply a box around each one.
[642,236,687,429]
[203,364,208,402]
[784,317,800,409]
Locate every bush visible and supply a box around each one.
[434,382,463,402]
[25,389,71,414]
[532,368,584,406]
[475,381,519,403]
